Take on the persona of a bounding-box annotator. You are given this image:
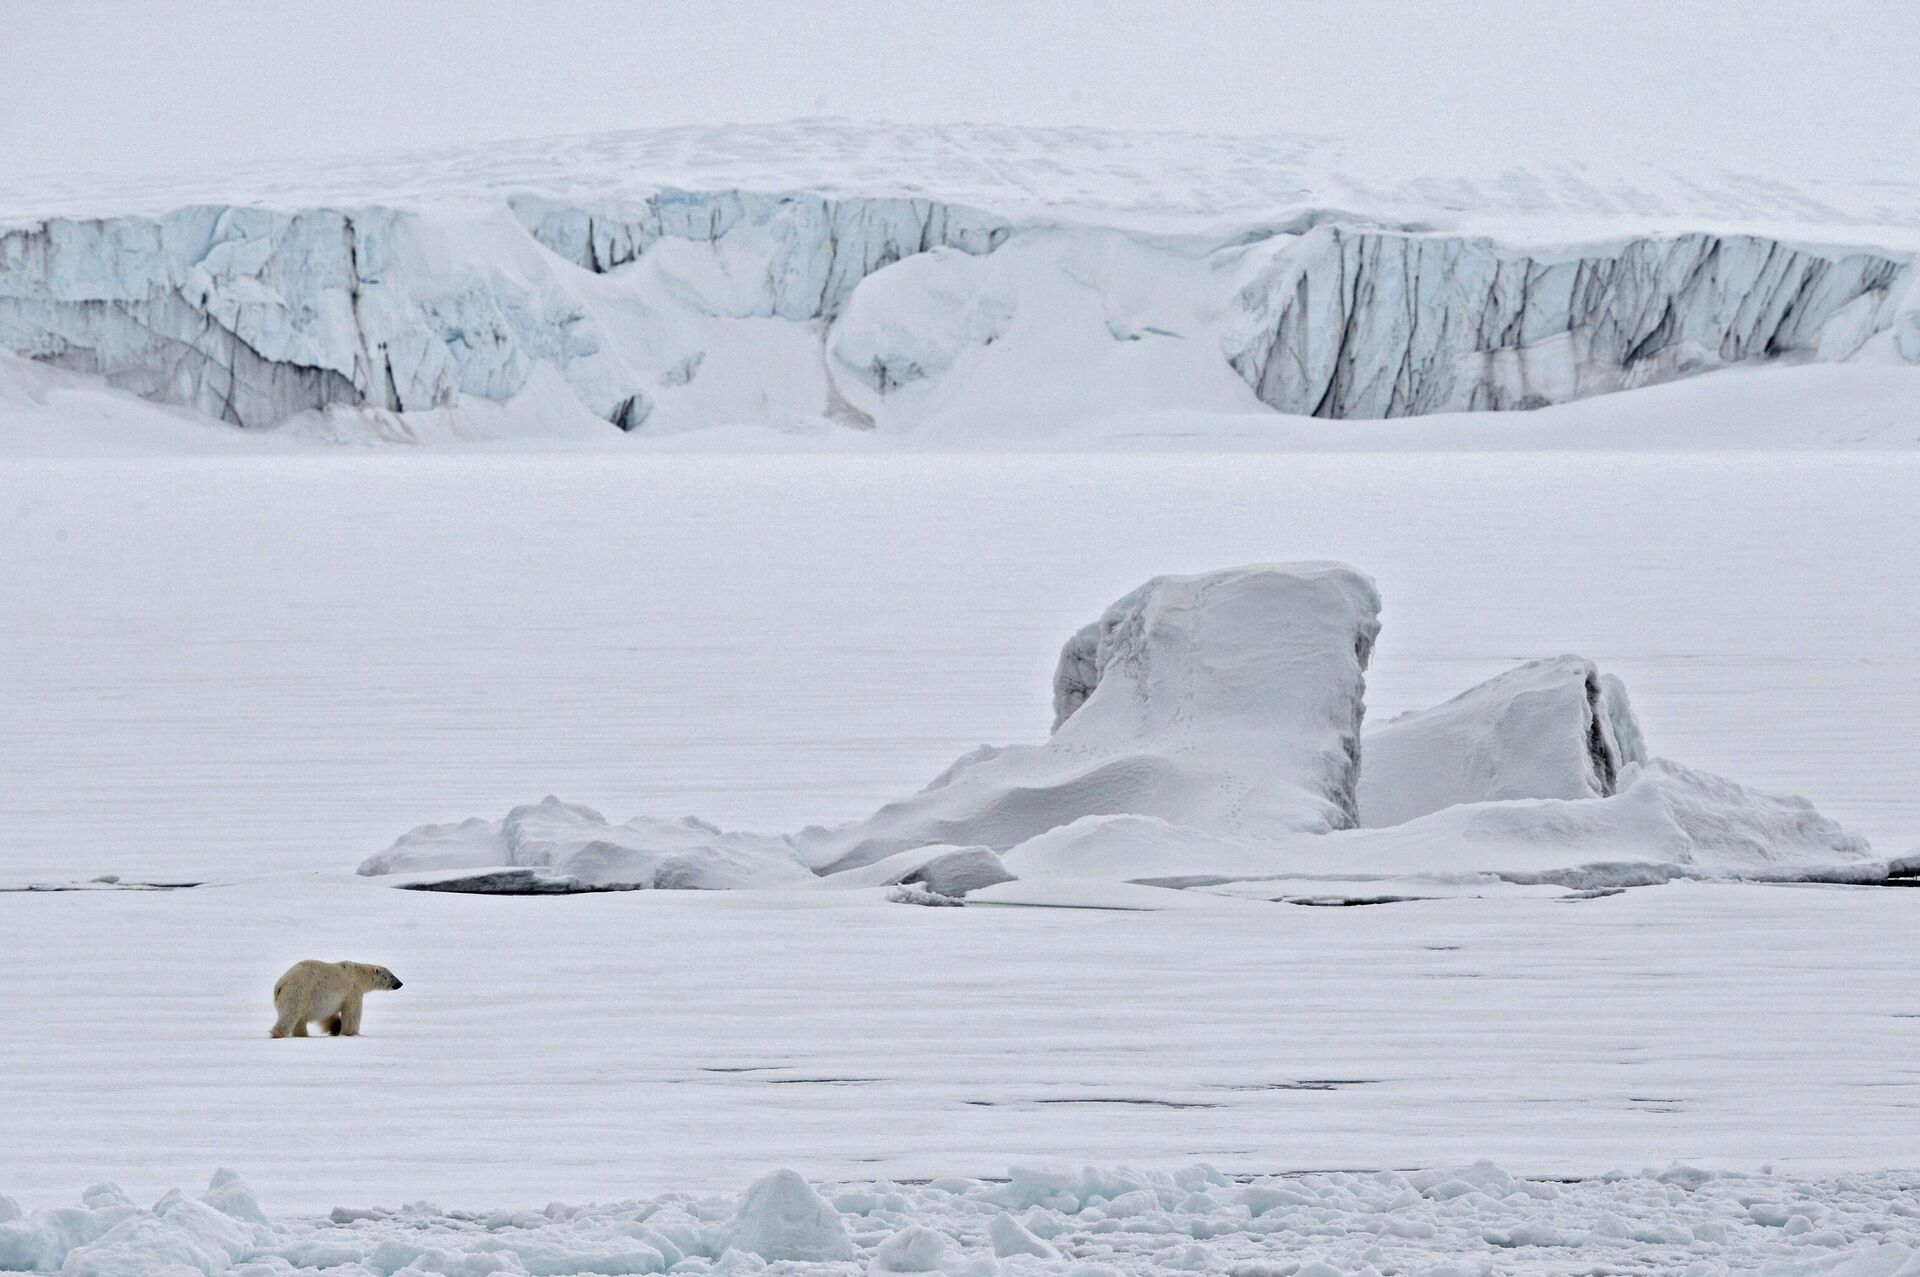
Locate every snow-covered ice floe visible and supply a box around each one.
[10,1162,1920,1276]
[360,562,1886,900]
[2,121,1917,443]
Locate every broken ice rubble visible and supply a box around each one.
[8,1162,1920,1275]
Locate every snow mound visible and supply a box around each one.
[358,796,812,890]
[796,563,1382,872]
[725,1168,857,1263]
[1359,656,1646,828]
[8,1162,1917,1276]
[868,1224,949,1273]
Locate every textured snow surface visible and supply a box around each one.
[2,122,1916,440]
[10,1163,1920,1277]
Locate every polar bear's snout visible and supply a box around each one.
[269,959,407,1038]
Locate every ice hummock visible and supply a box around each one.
[725,1168,856,1263]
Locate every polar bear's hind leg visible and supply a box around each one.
[270,975,302,1038]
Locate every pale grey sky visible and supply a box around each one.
[5,0,1916,182]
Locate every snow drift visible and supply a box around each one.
[360,561,1879,896]
[4,122,1915,440]
[998,756,1870,893]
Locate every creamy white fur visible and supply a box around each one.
[269,960,402,1039]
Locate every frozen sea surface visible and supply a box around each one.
[3,448,1919,1226]
[1,451,1915,885]
[4,878,1920,1216]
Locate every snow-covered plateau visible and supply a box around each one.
[3,121,1919,442]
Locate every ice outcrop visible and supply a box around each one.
[357,796,813,890]
[1,183,1911,437]
[1358,655,1646,828]
[795,563,1382,872]
[360,562,1876,896]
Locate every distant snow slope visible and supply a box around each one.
[2,121,1916,441]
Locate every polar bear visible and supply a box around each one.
[270,960,404,1038]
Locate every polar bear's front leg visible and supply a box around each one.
[290,1019,309,1037]
[339,994,364,1036]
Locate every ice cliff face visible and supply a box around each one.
[0,188,1912,436]
[510,191,1012,319]
[0,206,630,429]
[1228,227,1911,416]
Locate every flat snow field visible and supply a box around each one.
[2,447,1918,1216]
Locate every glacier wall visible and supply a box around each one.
[1228,227,1911,416]
[510,191,1012,319]
[0,189,1912,436]
[0,206,627,429]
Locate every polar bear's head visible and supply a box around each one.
[346,962,404,992]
